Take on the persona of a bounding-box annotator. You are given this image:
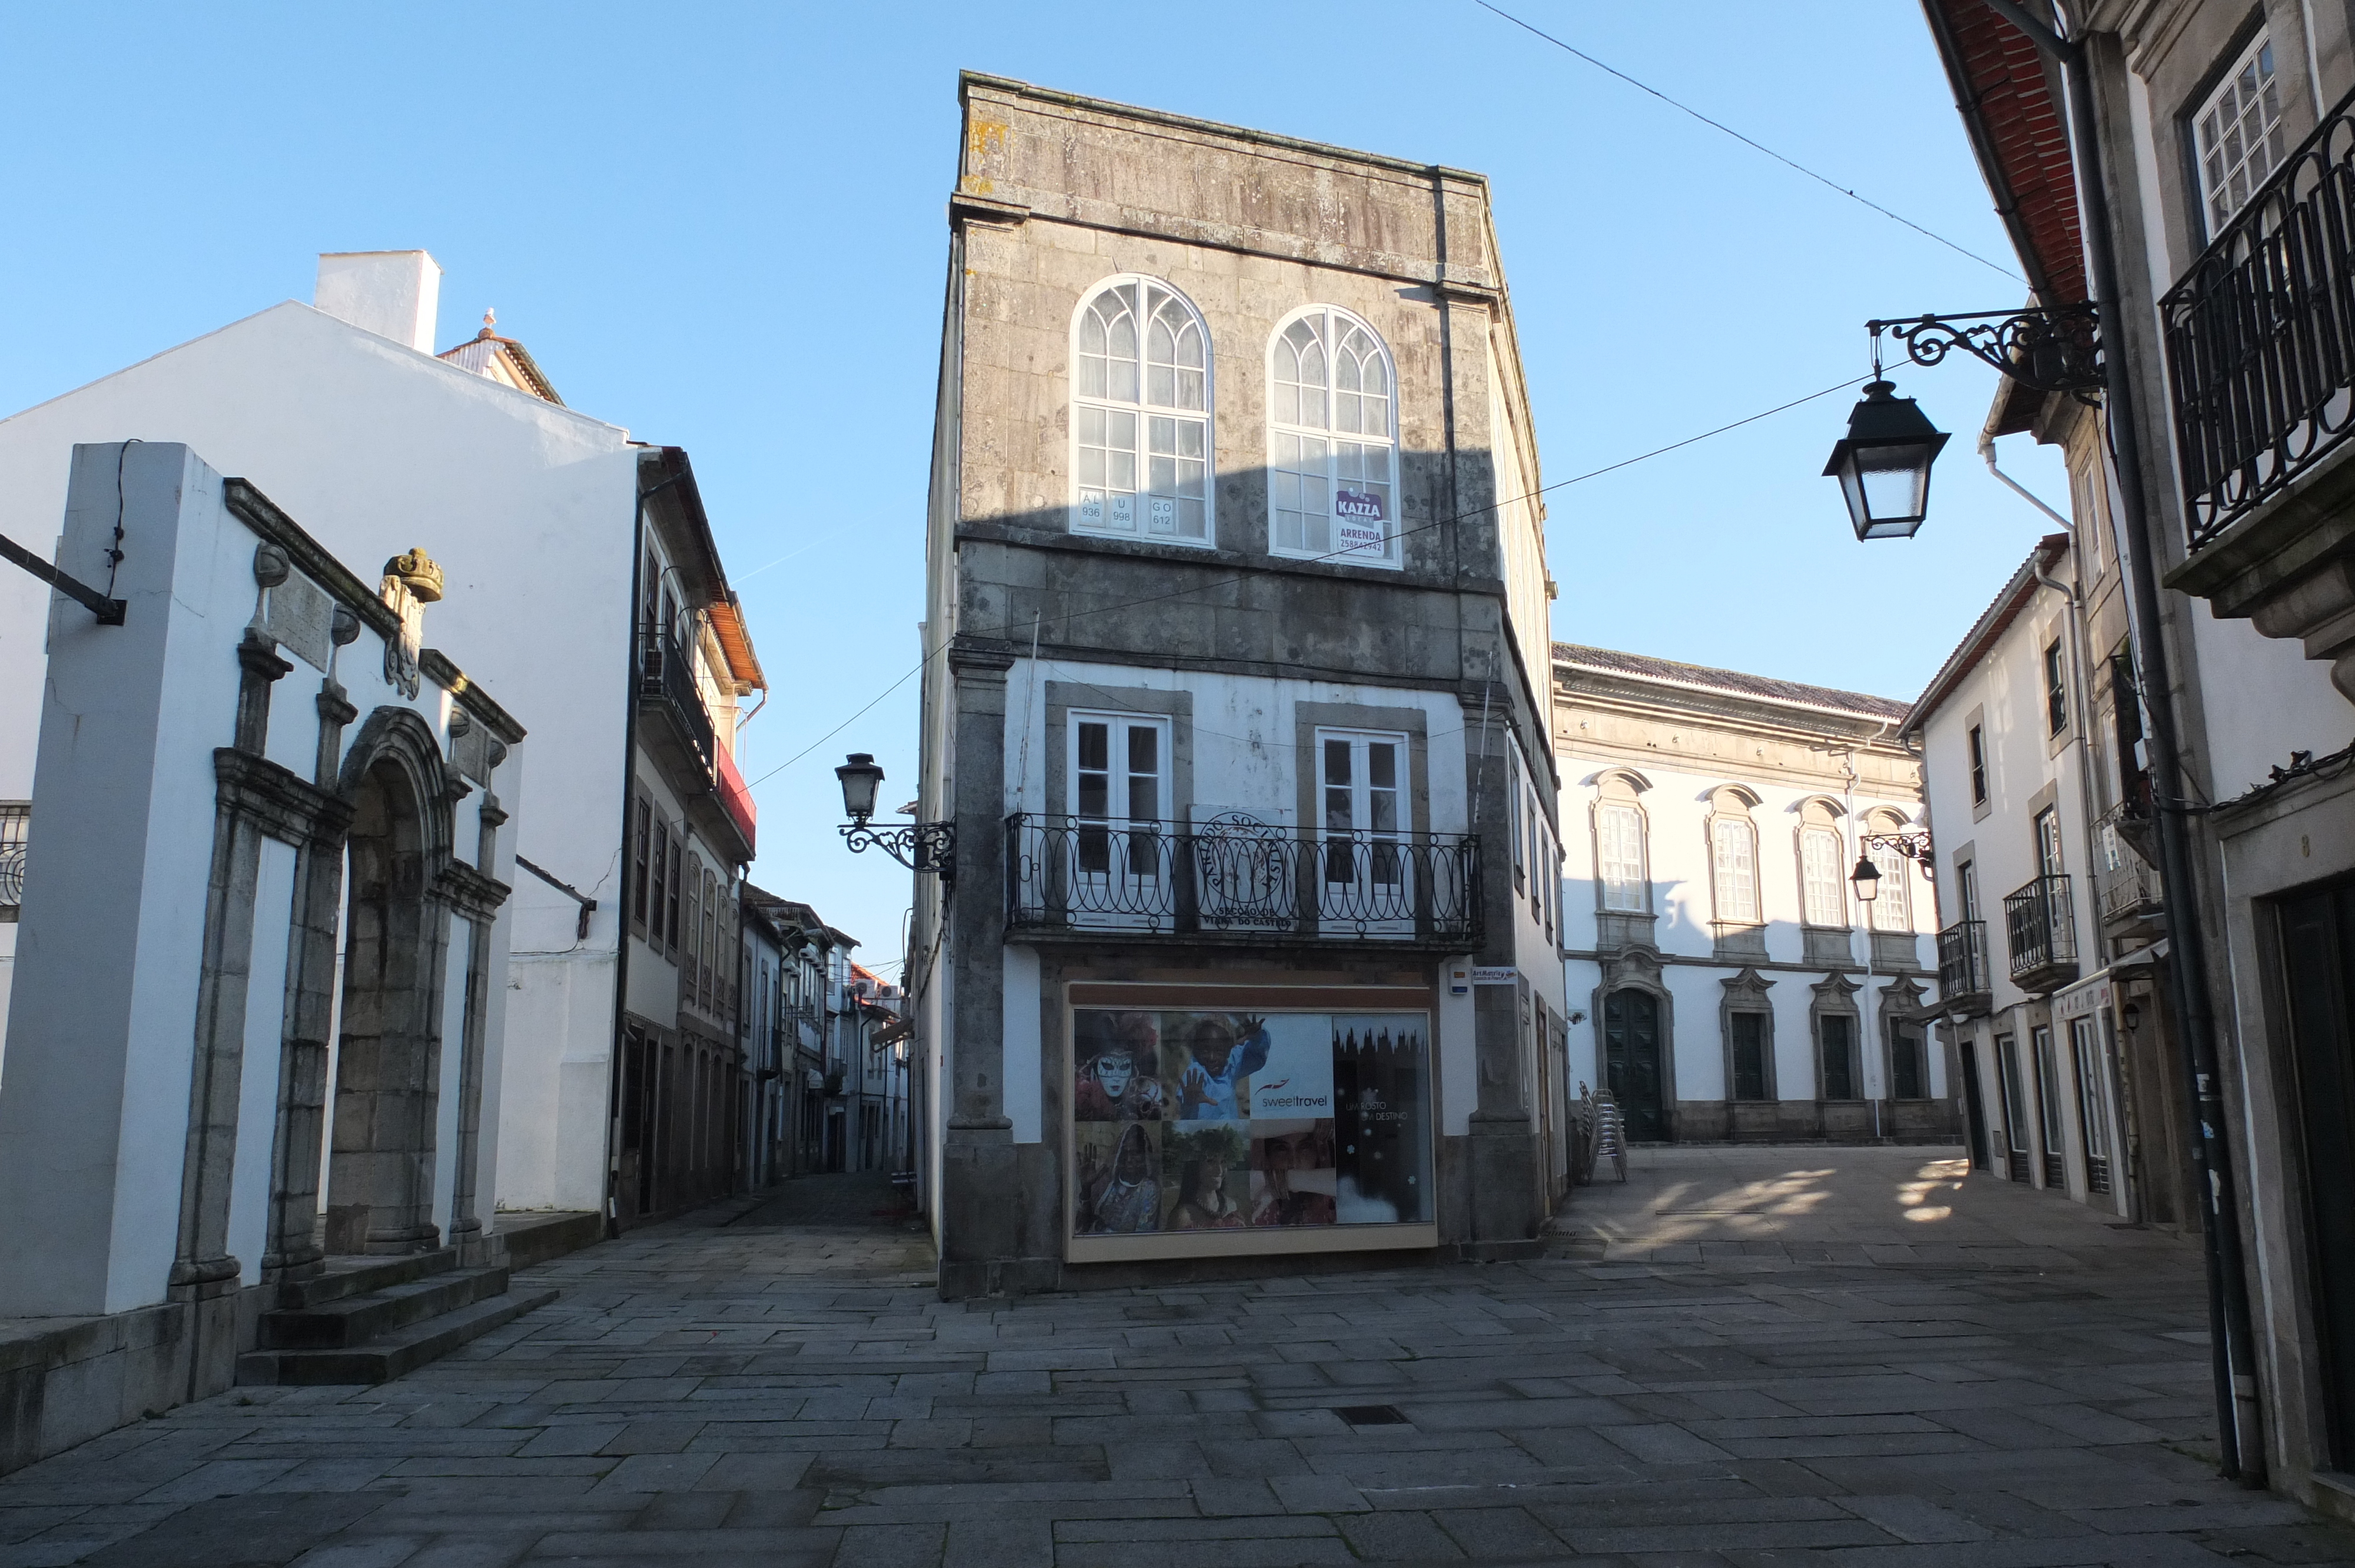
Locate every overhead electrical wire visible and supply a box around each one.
[1473,0,2024,285]
[742,369,1872,793]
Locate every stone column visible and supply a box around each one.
[939,640,1014,1297]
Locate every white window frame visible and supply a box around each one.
[1069,275,1215,547]
[2193,30,2285,238]
[1596,800,1648,913]
[1710,812,1760,927]
[1315,726,1414,931]
[1867,815,1914,934]
[1800,825,1846,929]
[1267,304,1402,569]
[1066,710,1173,919]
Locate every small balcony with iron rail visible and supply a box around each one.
[1006,813,1481,949]
[2003,875,2079,995]
[1936,918,1992,1016]
[2093,802,2164,941]
[2161,86,2355,669]
[635,623,756,859]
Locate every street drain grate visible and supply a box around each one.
[1333,1404,1409,1426]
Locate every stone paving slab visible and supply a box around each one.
[4,1150,2355,1564]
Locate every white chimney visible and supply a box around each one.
[313,251,442,353]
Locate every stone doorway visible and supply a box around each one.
[324,740,450,1256]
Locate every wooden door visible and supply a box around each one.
[1603,989,1667,1142]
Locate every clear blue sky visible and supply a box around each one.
[1,3,2062,970]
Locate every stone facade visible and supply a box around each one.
[912,75,1568,1297]
[1555,644,1953,1145]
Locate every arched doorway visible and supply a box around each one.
[1603,988,1666,1142]
[323,721,453,1256]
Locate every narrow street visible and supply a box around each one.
[6,1151,2351,1567]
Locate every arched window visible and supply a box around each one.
[1797,799,1846,929]
[1707,786,1761,927]
[1866,809,1913,932]
[1072,277,1211,543]
[1269,306,1399,566]
[1594,772,1649,913]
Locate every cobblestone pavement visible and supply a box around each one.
[7,1150,2355,1567]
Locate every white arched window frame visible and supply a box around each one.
[1707,787,1762,927]
[1593,772,1650,913]
[1796,798,1848,930]
[1866,811,1915,932]
[1268,305,1401,567]
[1070,276,1213,545]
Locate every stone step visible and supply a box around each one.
[236,1286,557,1387]
[277,1247,457,1311]
[259,1264,510,1349]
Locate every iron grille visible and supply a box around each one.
[2003,875,2078,982]
[1936,919,1990,1004]
[0,803,25,915]
[638,624,715,769]
[2162,82,2355,549]
[1005,812,1480,945]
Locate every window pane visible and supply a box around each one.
[1127,725,1157,776]
[1801,827,1843,926]
[1077,722,1107,773]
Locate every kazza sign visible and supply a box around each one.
[1335,489,1387,554]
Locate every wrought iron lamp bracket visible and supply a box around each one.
[840,818,958,882]
[1869,306,2104,398]
[1861,828,1936,878]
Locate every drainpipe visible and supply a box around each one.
[1978,0,2264,1485]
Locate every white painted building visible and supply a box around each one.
[1555,645,1951,1144]
[0,252,765,1228]
[1900,530,2167,1221]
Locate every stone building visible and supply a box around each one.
[910,75,1569,1296]
[1915,0,2355,1503]
[1554,645,1949,1143]
[0,253,768,1235]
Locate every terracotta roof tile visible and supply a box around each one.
[1551,643,1909,722]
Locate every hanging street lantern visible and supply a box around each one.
[835,752,886,823]
[835,752,956,882]
[1823,380,1951,541]
[1850,852,1882,906]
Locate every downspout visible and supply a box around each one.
[1977,0,2265,1484]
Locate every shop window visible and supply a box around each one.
[1069,1008,1432,1251]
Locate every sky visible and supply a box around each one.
[0,2,2064,970]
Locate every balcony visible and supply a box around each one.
[1006,813,1480,948]
[636,625,754,861]
[2161,87,2355,689]
[2094,802,2164,938]
[0,803,26,923]
[2003,875,2079,994]
[1936,919,1992,1015]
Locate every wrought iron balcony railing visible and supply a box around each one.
[2003,875,2079,988]
[638,624,715,769]
[0,803,26,917]
[2163,82,2355,550]
[1006,812,1480,945]
[1936,919,1991,1012]
[2094,802,2163,928]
